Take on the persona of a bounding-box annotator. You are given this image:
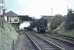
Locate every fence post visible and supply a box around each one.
[12,40,15,50]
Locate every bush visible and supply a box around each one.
[0,22,18,50]
[50,15,64,30]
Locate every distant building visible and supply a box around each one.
[5,11,19,23]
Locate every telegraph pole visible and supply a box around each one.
[0,0,5,28]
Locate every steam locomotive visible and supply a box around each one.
[29,18,48,33]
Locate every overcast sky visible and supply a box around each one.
[5,0,74,18]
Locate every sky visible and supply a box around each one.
[5,0,74,18]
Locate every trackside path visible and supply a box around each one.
[15,32,36,50]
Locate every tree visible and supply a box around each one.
[64,9,74,30]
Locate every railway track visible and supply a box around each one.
[31,32,74,50]
[47,33,74,41]
[44,34,74,45]
[24,31,64,50]
[24,32,41,50]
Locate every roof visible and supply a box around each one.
[19,15,33,21]
[5,11,18,16]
